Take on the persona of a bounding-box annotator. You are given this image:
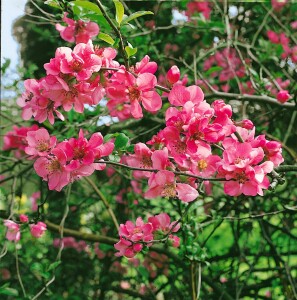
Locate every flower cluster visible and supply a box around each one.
[17,40,119,124]
[3,124,39,158]
[3,217,47,242]
[120,67,283,198]
[266,30,297,62]
[25,128,114,191]
[114,213,180,258]
[203,48,246,82]
[106,56,162,120]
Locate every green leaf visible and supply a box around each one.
[125,46,137,58]
[204,66,223,76]
[114,133,129,150]
[47,261,61,272]
[71,1,102,15]
[98,32,115,45]
[44,0,60,9]
[113,0,124,25]
[104,133,115,142]
[0,285,19,297]
[122,11,154,25]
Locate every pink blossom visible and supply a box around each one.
[30,222,47,238]
[168,84,204,106]
[3,125,39,158]
[134,55,157,74]
[19,214,29,223]
[277,90,291,103]
[267,30,279,44]
[271,0,288,11]
[56,13,99,44]
[25,128,57,157]
[106,70,162,119]
[34,148,70,191]
[145,170,198,202]
[166,65,180,85]
[4,220,20,242]
[114,217,154,257]
[186,1,212,19]
[125,143,153,178]
[148,213,180,234]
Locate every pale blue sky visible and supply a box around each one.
[1,0,28,72]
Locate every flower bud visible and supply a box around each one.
[277,90,291,103]
[166,66,180,85]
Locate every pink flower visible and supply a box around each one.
[271,0,288,11]
[114,217,154,257]
[134,55,157,74]
[125,143,153,178]
[34,148,70,191]
[25,128,57,157]
[276,90,291,103]
[3,220,20,242]
[148,213,180,234]
[30,222,47,238]
[168,84,204,106]
[267,30,279,44]
[19,214,29,223]
[3,125,39,158]
[145,170,198,202]
[106,70,162,119]
[166,65,180,85]
[56,13,99,44]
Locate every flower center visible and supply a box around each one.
[36,140,49,152]
[197,159,208,171]
[72,60,83,72]
[46,159,61,173]
[128,86,141,101]
[162,183,176,198]
[236,172,247,184]
[73,147,85,160]
[172,141,186,154]
[141,156,152,168]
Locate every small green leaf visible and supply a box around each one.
[104,133,115,142]
[125,46,137,58]
[44,0,60,9]
[98,32,115,45]
[71,1,102,14]
[114,133,129,150]
[47,261,61,272]
[204,66,223,76]
[0,285,19,297]
[113,0,124,25]
[122,11,154,25]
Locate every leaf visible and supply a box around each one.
[98,32,115,45]
[113,0,124,25]
[71,1,102,14]
[114,133,129,150]
[0,285,19,297]
[204,66,223,76]
[44,0,60,9]
[104,133,115,142]
[122,11,154,25]
[125,46,137,58]
[47,261,61,272]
